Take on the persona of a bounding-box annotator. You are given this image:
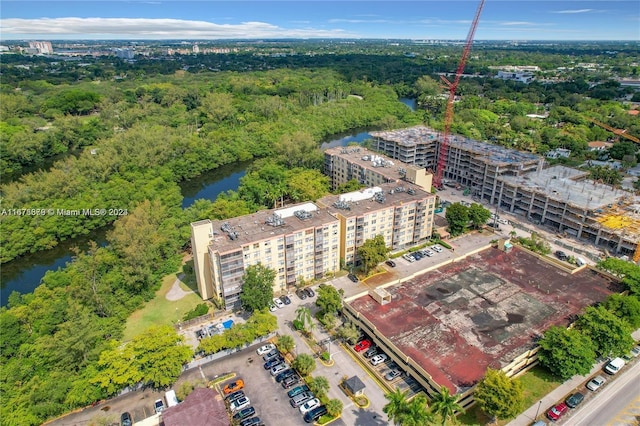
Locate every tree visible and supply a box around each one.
[295,306,315,332]
[326,398,344,417]
[468,203,491,230]
[602,294,640,329]
[383,388,410,425]
[537,326,596,380]
[383,389,433,426]
[336,322,360,344]
[308,376,330,400]
[277,334,295,354]
[316,284,344,316]
[239,264,276,312]
[430,386,463,425]
[576,306,634,357]
[358,234,389,274]
[334,179,365,194]
[598,258,640,295]
[292,353,316,376]
[445,203,469,236]
[474,369,524,422]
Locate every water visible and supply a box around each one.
[180,161,251,209]
[320,130,373,150]
[0,228,108,307]
[399,97,417,111]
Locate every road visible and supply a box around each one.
[564,361,640,426]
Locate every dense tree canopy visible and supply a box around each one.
[576,306,634,357]
[358,234,389,273]
[239,264,276,312]
[445,203,470,236]
[474,369,524,421]
[537,326,596,380]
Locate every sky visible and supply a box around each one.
[1,1,639,41]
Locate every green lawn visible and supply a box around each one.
[122,268,203,341]
[458,365,561,426]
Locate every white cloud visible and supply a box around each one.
[0,17,355,39]
[552,9,594,14]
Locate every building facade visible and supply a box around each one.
[191,183,436,308]
[28,41,53,54]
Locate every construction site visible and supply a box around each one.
[343,246,621,408]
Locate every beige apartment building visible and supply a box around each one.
[324,146,433,192]
[191,183,437,308]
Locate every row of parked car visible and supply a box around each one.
[257,343,328,423]
[402,245,444,263]
[223,376,263,426]
[354,339,404,381]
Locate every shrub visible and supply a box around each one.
[182,303,209,321]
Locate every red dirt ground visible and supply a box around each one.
[349,247,619,394]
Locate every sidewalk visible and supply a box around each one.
[507,329,640,426]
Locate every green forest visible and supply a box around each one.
[1,42,639,425]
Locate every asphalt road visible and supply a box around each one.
[564,361,640,426]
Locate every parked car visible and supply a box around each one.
[290,391,314,408]
[273,298,285,309]
[565,392,584,409]
[303,287,315,297]
[631,346,640,357]
[363,347,378,358]
[385,260,396,267]
[120,412,132,426]
[412,252,423,260]
[223,379,244,395]
[299,398,320,415]
[287,385,310,398]
[348,273,359,282]
[296,288,308,300]
[226,390,246,403]
[256,343,276,356]
[154,399,165,414]
[281,374,301,389]
[431,245,443,253]
[275,369,296,383]
[263,349,280,361]
[280,294,292,305]
[555,250,568,261]
[233,406,256,421]
[230,396,251,412]
[371,354,388,366]
[263,357,284,370]
[403,254,415,263]
[303,405,328,423]
[422,249,434,257]
[240,417,262,426]
[546,402,568,421]
[604,357,625,375]
[269,303,277,312]
[270,363,288,376]
[586,375,606,391]
[385,369,402,381]
[354,339,372,352]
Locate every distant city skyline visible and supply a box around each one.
[1,1,639,41]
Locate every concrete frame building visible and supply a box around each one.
[191,182,436,308]
[323,146,433,193]
[28,41,53,54]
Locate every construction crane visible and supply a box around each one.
[434,0,486,188]
[585,116,640,144]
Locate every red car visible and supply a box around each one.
[547,402,568,422]
[354,339,372,352]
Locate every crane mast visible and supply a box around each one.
[434,0,486,188]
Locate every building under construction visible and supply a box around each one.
[496,165,640,257]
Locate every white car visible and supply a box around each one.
[403,254,415,263]
[497,218,509,225]
[273,298,285,309]
[431,245,443,253]
[299,398,320,414]
[256,343,276,355]
[586,375,605,391]
[422,250,434,257]
[269,303,277,312]
[229,396,251,412]
[370,354,388,366]
[270,363,288,376]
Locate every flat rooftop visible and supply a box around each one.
[207,202,337,253]
[499,165,628,210]
[317,182,435,218]
[324,146,424,181]
[349,247,618,394]
[370,125,542,166]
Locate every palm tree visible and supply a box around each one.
[295,306,315,333]
[403,394,434,426]
[383,388,410,425]
[430,386,463,425]
[277,334,295,354]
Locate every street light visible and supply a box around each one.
[534,400,543,420]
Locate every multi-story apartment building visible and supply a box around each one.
[371,126,544,203]
[191,182,437,307]
[316,182,436,266]
[28,41,53,54]
[496,165,640,256]
[324,146,433,192]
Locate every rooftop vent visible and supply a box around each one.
[333,200,351,210]
[294,210,312,220]
[265,213,285,227]
[220,222,239,240]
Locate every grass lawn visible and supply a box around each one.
[122,268,203,341]
[458,365,561,426]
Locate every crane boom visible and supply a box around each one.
[585,117,640,144]
[434,0,485,188]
